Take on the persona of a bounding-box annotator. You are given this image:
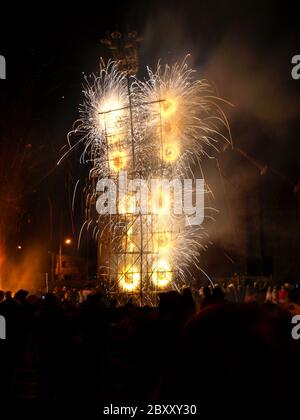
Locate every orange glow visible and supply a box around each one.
[152,259,172,288]
[163,121,179,137]
[154,233,172,252]
[163,143,179,162]
[122,227,136,252]
[110,150,127,171]
[119,265,140,291]
[0,245,45,291]
[119,192,136,214]
[160,98,177,118]
[151,189,171,215]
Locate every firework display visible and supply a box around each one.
[73,58,231,304]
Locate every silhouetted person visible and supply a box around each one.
[14,289,29,304]
[181,287,196,319]
[158,303,300,400]
[211,286,226,305]
[4,291,12,301]
[200,286,213,310]
[278,285,289,304]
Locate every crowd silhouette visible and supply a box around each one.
[0,279,300,401]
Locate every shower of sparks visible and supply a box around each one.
[66,57,231,300]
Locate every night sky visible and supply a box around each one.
[1,0,300,280]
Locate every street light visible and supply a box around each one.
[59,237,73,279]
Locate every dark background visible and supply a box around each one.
[0,0,300,286]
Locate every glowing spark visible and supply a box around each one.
[163,143,179,162]
[109,150,127,172]
[152,259,172,288]
[98,96,127,134]
[154,232,172,253]
[160,98,178,118]
[119,266,140,292]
